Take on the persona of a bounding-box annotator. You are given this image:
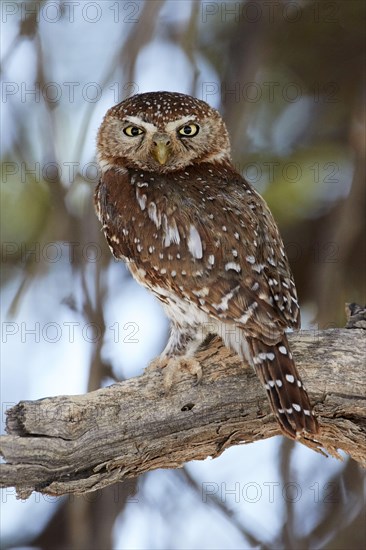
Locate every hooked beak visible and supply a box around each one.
[151,134,171,165]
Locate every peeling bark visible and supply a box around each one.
[1,329,365,499]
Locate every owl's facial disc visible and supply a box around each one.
[151,133,172,165]
[97,93,232,173]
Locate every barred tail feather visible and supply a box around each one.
[248,335,319,439]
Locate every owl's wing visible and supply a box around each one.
[160,174,301,344]
[188,212,299,344]
[96,167,300,344]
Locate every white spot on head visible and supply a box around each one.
[208,255,215,266]
[187,225,203,259]
[234,232,240,240]
[246,255,255,264]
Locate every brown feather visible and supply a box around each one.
[95,91,318,439]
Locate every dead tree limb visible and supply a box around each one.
[1,328,365,499]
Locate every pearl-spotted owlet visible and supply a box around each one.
[95,91,318,439]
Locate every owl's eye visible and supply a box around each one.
[178,123,200,137]
[123,126,144,137]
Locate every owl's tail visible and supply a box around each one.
[247,335,319,439]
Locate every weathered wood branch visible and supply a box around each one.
[1,329,365,499]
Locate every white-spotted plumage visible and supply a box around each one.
[95,91,318,440]
[187,225,203,259]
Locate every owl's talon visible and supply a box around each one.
[146,357,169,371]
[146,356,202,392]
[187,359,203,385]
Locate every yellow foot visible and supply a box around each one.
[147,356,202,392]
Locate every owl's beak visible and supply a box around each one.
[151,134,171,165]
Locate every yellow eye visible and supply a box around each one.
[123,126,144,137]
[178,123,199,137]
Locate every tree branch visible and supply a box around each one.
[1,329,365,499]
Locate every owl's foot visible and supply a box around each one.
[147,356,202,392]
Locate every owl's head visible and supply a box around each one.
[97,91,231,173]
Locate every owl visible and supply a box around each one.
[95,91,319,439]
